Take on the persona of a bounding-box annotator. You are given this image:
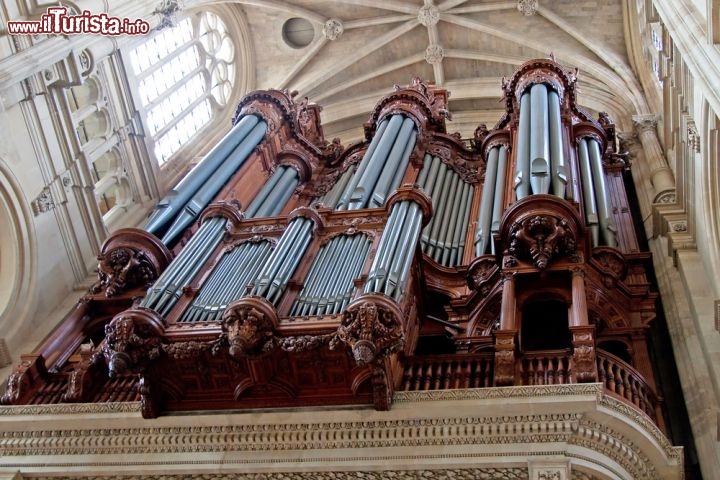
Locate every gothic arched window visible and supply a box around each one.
[128,11,235,165]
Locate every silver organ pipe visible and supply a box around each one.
[417,156,474,266]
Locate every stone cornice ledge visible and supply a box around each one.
[0,385,682,480]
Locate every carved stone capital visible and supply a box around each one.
[221,296,279,359]
[333,294,405,367]
[632,114,659,134]
[102,308,165,377]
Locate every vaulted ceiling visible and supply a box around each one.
[225,0,651,143]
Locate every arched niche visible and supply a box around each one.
[0,158,37,361]
[76,108,109,145]
[67,77,101,112]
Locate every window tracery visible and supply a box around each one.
[128,11,236,165]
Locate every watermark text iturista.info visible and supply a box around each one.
[7,7,150,35]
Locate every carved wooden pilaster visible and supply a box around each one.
[570,325,597,383]
[493,330,517,386]
[570,267,589,327]
[499,271,517,330]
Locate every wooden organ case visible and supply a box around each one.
[1,58,664,433]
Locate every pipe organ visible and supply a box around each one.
[2,59,671,456]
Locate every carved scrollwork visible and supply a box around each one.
[92,247,156,297]
[0,355,46,405]
[102,308,165,377]
[332,296,405,367]
[467,256,500,296]
[91,229,172,298]
[62,344,106,403]
[509,215,576,270]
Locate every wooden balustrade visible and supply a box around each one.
[401,354,494,391]
[520,349,571,385]
[400,349,660,426]
[597,350,659,422]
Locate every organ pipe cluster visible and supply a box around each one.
[336,115,416,210]
[291,234,371,316]
[514,84,567,199]
[364,199,424,300]
[475,145,509,255]
[418,154,474,266]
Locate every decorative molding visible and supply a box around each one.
[27,470,530,480]
[0,385,682,479]
[394,383,603,403]
[425,44,444,65]
[517,0,538,16]
[30,187,54,215]
[418,4,440,26]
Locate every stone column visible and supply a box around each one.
[632,115,676,203]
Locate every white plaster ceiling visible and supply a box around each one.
[229,0,648,143]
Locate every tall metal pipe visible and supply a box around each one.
[254,167,299,218]
[370,124,417,207]
[529,83,550,194]
[144,114,260,234]
[160,121,267,244]
[385,203,422,297]
[388,203,423,300]
[514,92,531,199]
[336,118,390,210]
[370,118,416,207]
[426,165,454,257]
[577,138,600,246]
[435,172,463,262]
[339,239,371,312]
[588,138,617,246]
[476,146,498,256]
[491,145,509,234]
[440,177,465,265]
[350,115,407,209]
[448,181,470,266]
[326,235,366,314]
[245,166,287,217]
[548,89,567,198]
[367,201,407,292]
[458,185,474,262]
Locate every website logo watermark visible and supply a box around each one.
[7,7,150,35]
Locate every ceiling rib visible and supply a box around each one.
[292,19,420,96]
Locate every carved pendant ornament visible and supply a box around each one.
[101,308,165,377]
[333,298,405,367]
[221,299,278,358]
[509,214,575,269]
